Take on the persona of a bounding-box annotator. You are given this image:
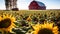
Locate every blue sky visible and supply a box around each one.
[0,0,60,10]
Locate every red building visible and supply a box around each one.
[29,0,46,10]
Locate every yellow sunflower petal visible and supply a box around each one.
[32,21,58,34]
[0,14,16,33]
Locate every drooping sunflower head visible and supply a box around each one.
[0,14,16,32]
[32,21,58,34]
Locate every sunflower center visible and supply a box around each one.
[38,28,54,34]
[0,18,11,28]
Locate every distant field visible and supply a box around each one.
[0,10,60,15]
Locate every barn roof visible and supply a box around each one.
[36,1,45,7]
[31,0,46,7]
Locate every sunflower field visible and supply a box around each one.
[0,10,60,34]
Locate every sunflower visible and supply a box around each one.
[32,21,58,34]
[0,14,16,33]
[26,14,32,21]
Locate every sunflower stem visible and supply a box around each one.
[2,31,8,34]
[2,31,4,34]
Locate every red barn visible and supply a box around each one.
[29,0,46,10]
